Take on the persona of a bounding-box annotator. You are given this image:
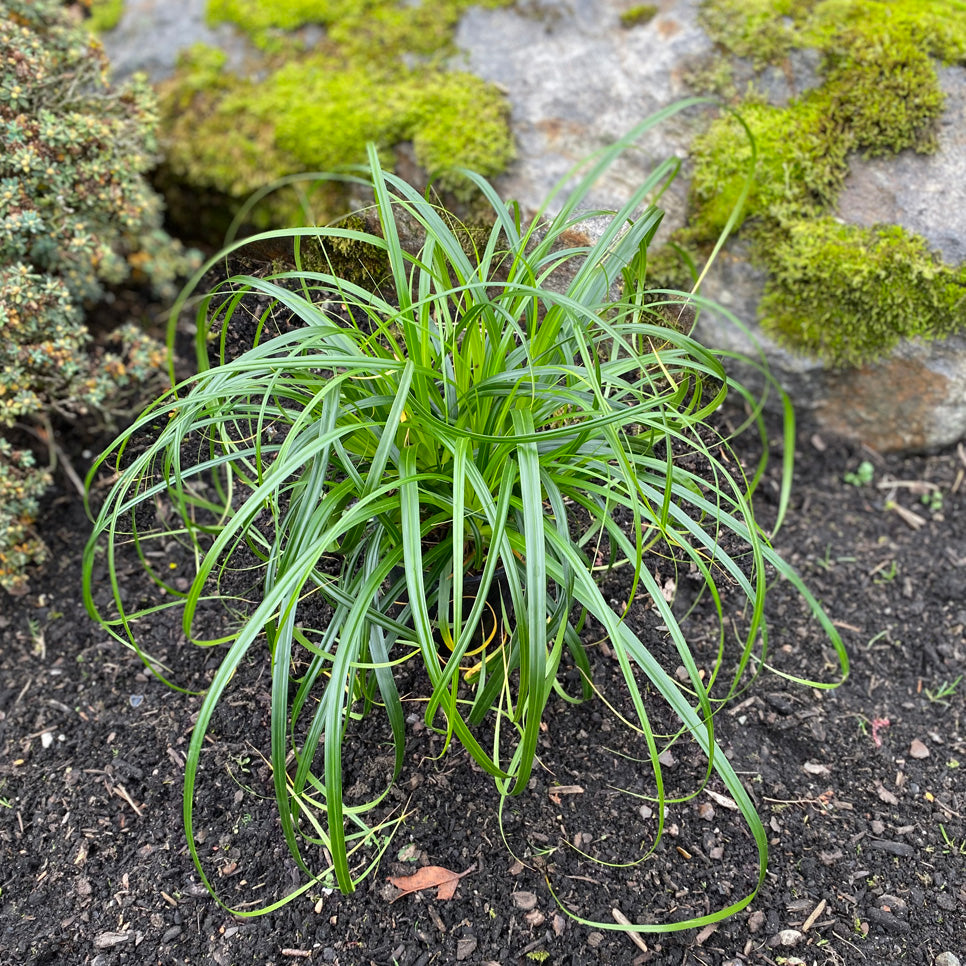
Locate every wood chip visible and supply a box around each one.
[705,789,739,810]
[801,898,827,932]
[803,761,831,776]
[869,839,915,858]
[456,936,478,961]
[887,501,926,530]
[611,909,648,952]
[877,784,899,806]
[548,785,584,804]
[696,923,718,944]
[94,932,131,949]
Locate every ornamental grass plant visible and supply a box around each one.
[83,102,847,930]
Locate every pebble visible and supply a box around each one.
[935,955,962,966]
[512,891,538,910]
[910,739,930,759]
[866,907,910,934]
[94,932,131,949]
[455,936,477,961]
[769,929,804,947]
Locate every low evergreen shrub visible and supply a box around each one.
[0,0,197,593]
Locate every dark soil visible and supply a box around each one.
[2,317,965,965]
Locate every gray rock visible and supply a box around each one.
[456,1,966,452]
[838,67,966,264]
[935,954,962,966]
[98,0,256,82]
[455,0,712,235]
[98,0,966,451]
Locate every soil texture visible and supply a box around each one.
[2,316,965,965]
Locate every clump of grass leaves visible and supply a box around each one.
[83,101,847,929]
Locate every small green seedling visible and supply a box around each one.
[939,823,966,855]
[920,489,943,513]
[924,675,962,706]
[873,560,898,584]
[843,460,874,486]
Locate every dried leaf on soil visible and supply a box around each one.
[388,864,476,902]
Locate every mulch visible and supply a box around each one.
[1,303,964,965]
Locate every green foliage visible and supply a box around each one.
[843,459,874,486]
[0,440,50,594]
[688,100,846,237]
[208,0,507,55]
[759,219,966,366]
[85,107,846,927]
[0,0,196,593]
[698,0,808,65]
[161,0,514,230]
[87,0,125,32]
[620,4,658,28]
[683,0,966,363]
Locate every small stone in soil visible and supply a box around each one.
[456,936,477,961]
[935,954,962,966]
[769,929,803,947]
[512,891,538,910]
[910,739,930,759]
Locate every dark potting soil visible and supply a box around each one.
[1,285,964,965]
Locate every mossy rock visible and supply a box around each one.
[158,1,515,240]
[679,0,966,365]
[760,218,966,367]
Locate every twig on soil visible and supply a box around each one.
[801,897,827,932]
[884,501,927,530]
[113,783,144,817]
[611,909,648,952]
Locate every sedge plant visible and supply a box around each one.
[83,101,848,929]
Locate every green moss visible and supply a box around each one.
[208,0,507,54]
[680,0,966,363]
[760,218,966,366]
[162,1,514,232]
[206,0,332,39]
[88,0,124,32]
[688,99,846,239]
[818,25,949,154]
[620,5,658,28]
[698,0,807,65]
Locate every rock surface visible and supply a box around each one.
[99,0,255,81]
[100,0,966,451]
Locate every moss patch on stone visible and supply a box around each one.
[685,0,966,365]
[87,0,124,32]
[620,5,658,28]
[761,218,966,366]
[161,0,514,232]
